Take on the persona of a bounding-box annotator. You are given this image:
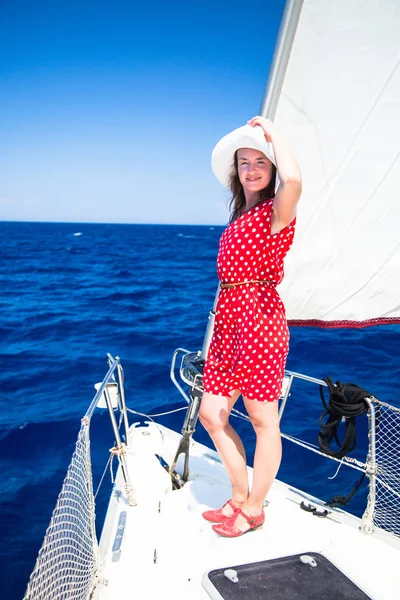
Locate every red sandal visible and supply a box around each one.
[202,499,241,523]
[212,507,265,537]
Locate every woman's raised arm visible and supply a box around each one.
[248,116,302,233]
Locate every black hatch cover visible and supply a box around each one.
[202,552,371,600]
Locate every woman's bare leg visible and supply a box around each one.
[199,391,248,513]
[232,399,281,531]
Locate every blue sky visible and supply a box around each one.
[1,0,284,225]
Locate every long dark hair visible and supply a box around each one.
[228,151,276,223]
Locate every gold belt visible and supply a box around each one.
[220,279,274,289]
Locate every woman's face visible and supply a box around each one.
[236,148,273,198]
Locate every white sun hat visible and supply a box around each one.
[211,124,279,190]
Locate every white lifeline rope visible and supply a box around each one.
[230,406,367,473]
[94,406,187,497]
[126,403,367,473]
[126,406,188,418]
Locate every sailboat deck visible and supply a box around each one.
[97,422,400,600]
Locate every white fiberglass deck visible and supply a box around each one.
[97,422,400,600]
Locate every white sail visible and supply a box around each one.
[273,0,400,327]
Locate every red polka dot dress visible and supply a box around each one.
[203,199,295,402]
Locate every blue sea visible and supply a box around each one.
[1,221,399,600]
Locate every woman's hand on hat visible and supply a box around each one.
[247,116,276,142]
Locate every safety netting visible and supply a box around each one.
[368,400,400,537]
[23,419,99,600]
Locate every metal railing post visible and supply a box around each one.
[104,384,137,507]
[278,373,294,420]
[116,362,130,446]
[200,285,220,360]
[360,398,378,534]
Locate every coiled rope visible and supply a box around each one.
[318,377,372,508]
[318,377,371,459]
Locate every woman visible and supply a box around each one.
[199,115,301,538]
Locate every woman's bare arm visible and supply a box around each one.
[248,116,302,233]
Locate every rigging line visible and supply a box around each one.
[124,407,165,442]
[232,404,366,469]
[230,408,365,471]
[109,453,115,484]
[280,433,366,472]
[94,454,112,500]
[93,409,126,497]
[328,460,344,480]
[231,407,250,420]
[126,406,187,418]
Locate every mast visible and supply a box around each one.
[260,0,304,119]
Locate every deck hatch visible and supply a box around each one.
[202,552,371,599]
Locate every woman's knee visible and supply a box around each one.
[199,406,226,433]
[251,416,280,436]
[199,393,230,433]
[245,400,280,435]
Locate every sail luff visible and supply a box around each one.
[272,0,400,327]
